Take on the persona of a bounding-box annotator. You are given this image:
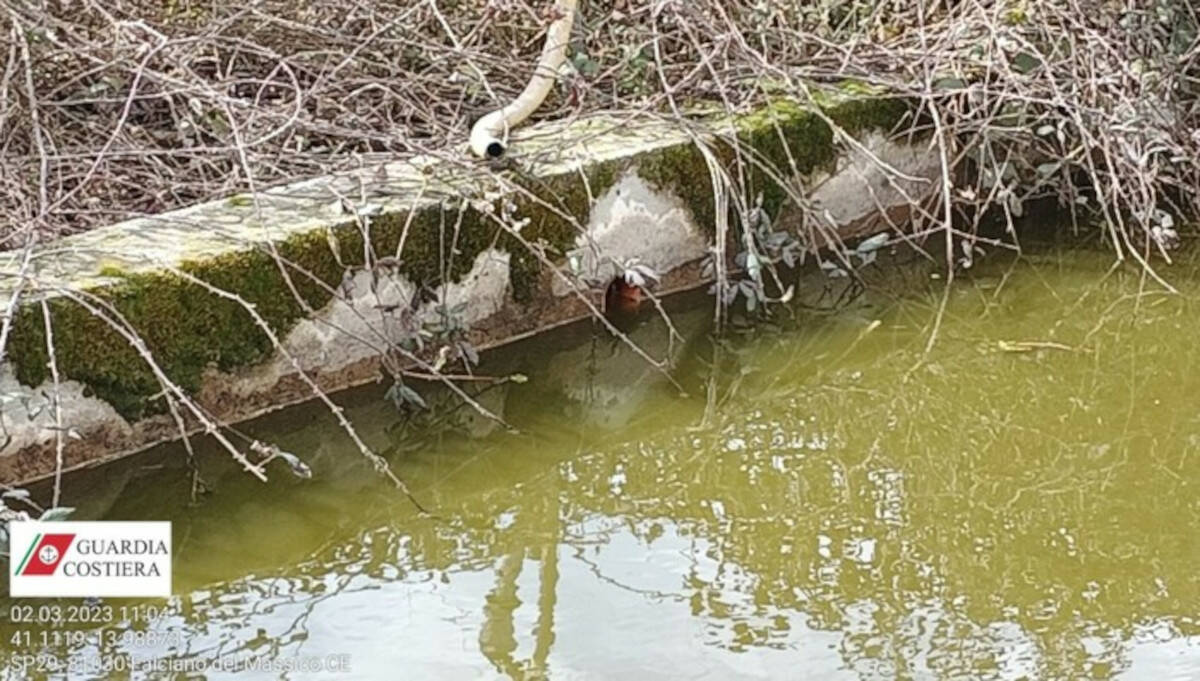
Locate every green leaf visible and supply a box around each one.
[1012,52,1041,74]
[40,507,75,521]
[275,451,313,479]
[399,386,427,409]
[856,232,890,254]
[933,77,967,90]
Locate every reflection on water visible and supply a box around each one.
[2,247,1199,680]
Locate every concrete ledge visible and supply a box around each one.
[0,88,936,484]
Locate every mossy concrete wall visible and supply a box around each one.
[0,89,938,484]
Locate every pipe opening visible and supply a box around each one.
[604,277,645,320]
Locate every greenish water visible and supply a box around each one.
[2,246,1199,680]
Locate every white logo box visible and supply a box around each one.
[9,521,171,598]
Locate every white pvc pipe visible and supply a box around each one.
[469,0,578,158]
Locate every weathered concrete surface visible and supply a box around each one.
[0,92,940,484]
[804,131,941,240]
[0,366,130,462]
[237,248,512,395]
[552,171,711,296]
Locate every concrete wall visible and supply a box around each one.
[0,91,940,484]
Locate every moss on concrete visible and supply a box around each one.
[8,229,348,419]
[5,92,914,421]
[5,160,624,419]
[635,143,731,238]
[506,157,623,301]
[636,93,915,232]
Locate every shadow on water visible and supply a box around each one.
[2,245,1199,680]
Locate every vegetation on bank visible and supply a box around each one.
[0,0,1194,247]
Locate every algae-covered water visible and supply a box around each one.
[1,245,1198,680]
